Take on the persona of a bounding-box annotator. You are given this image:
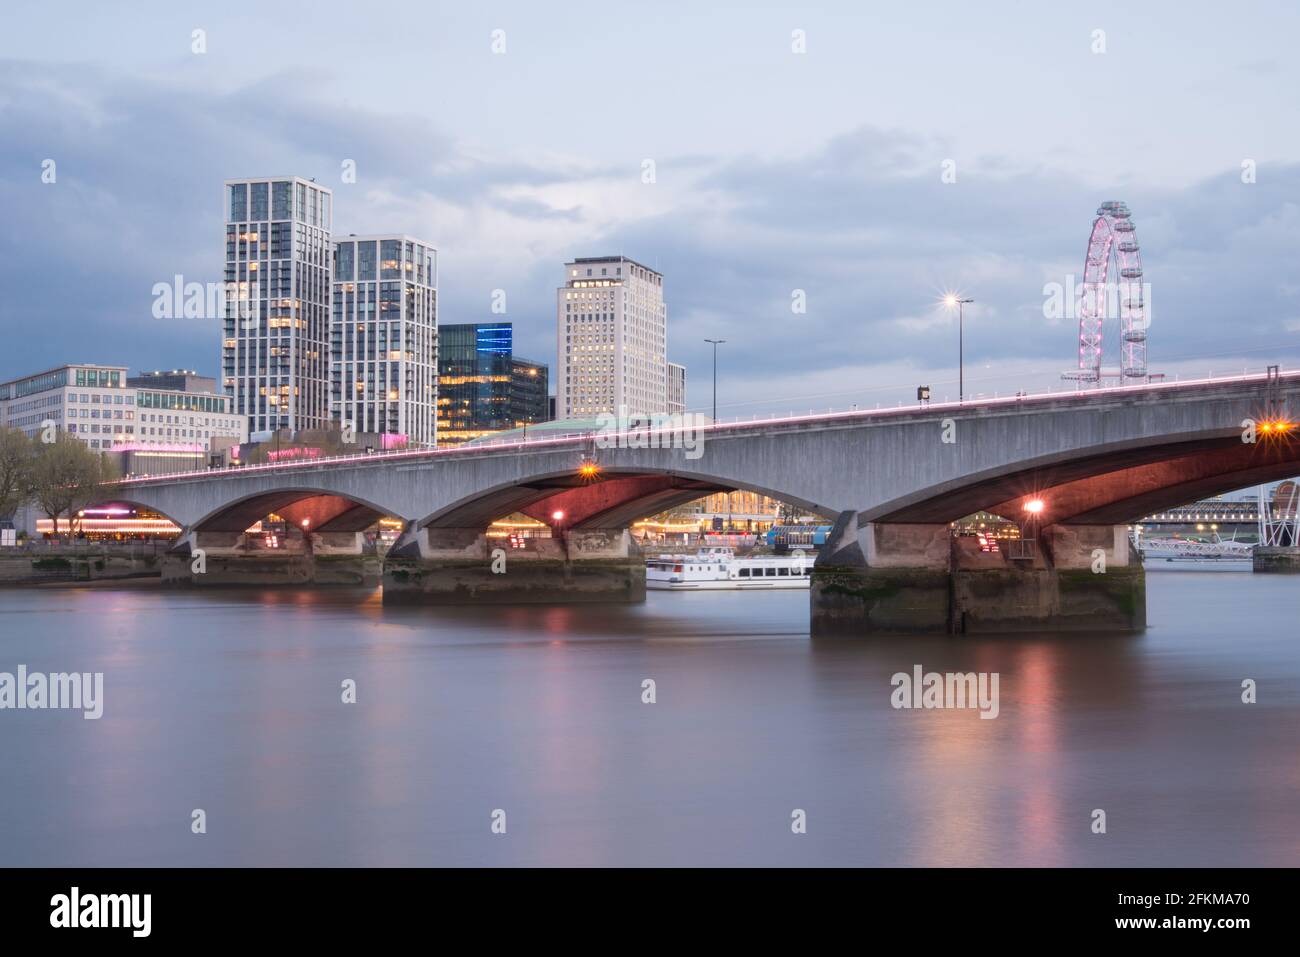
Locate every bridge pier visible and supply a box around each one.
[1252,546,1300,573]
[811,514,1145,636]
[162,529,379,586]
[382,524,646,604]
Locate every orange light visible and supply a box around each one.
[1024,499,1045,514]
[578,461,600,479]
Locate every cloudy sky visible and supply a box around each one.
[2,0,1298,417]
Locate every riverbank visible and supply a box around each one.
[0,543,168,585]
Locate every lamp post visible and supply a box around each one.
[944,296,974,403]
[704,338,726,421]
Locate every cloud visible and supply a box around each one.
[2,58,1299,416]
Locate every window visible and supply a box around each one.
[250,182,268,220]
[229,183,248,221]
[272,181,292,220]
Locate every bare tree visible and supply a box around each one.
[28,434,119,537]
[0,427,34,521]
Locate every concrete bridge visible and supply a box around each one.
[112,371,1300,635]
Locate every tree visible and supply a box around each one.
[0,427,34,521]
[28,434,119,536]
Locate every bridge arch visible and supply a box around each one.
[862,428,1300,529]
[190,487,401,534]
[417,465,836,531]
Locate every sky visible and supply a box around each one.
[2,0,1299,417]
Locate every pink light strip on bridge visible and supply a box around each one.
[117,368,1298,487]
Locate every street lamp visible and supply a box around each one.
[944,295,974,403]
[704,338,726,421]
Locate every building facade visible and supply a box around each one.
[437,323,548,445]
[127,369,218,394]
[1,364,130,450]
[557,256,668,419]
[331,235,438,446]
[0,363,247,473]
[667,361,686,414]
[223,177,333,435]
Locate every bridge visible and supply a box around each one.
[111,371,1300,634]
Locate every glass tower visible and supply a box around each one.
[437,323,548,445]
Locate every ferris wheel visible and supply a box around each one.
[1063,201,1148,383]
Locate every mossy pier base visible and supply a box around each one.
[811,515,1145,636]
[161,530,379,587]
[382,526,645,604]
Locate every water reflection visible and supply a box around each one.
[0,572,1296,866]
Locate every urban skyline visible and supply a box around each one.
[6,4,1300,420]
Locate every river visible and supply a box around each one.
[1,567,1297,866]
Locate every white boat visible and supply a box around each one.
[646,547,812,590]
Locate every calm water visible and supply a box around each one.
[1,569,1297,867]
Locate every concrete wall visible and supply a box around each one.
[162,530,378,587]
[812,513,1145,636]
[383,528,645,604]
[0,550,163,585]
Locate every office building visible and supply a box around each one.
[1,364,130,451]
[437,323,548,445]
[222,176,333,434]
[557,256,668,418]
[0,363,246,474]
[667,362,686,414]
[331,235,438,446]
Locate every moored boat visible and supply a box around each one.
[646,547,811,590]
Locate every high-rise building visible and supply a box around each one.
[223,177,333,434]
[667,362,686,414]
[437,323,548,445]
[331,235,438,446]
[557,256,667,418]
